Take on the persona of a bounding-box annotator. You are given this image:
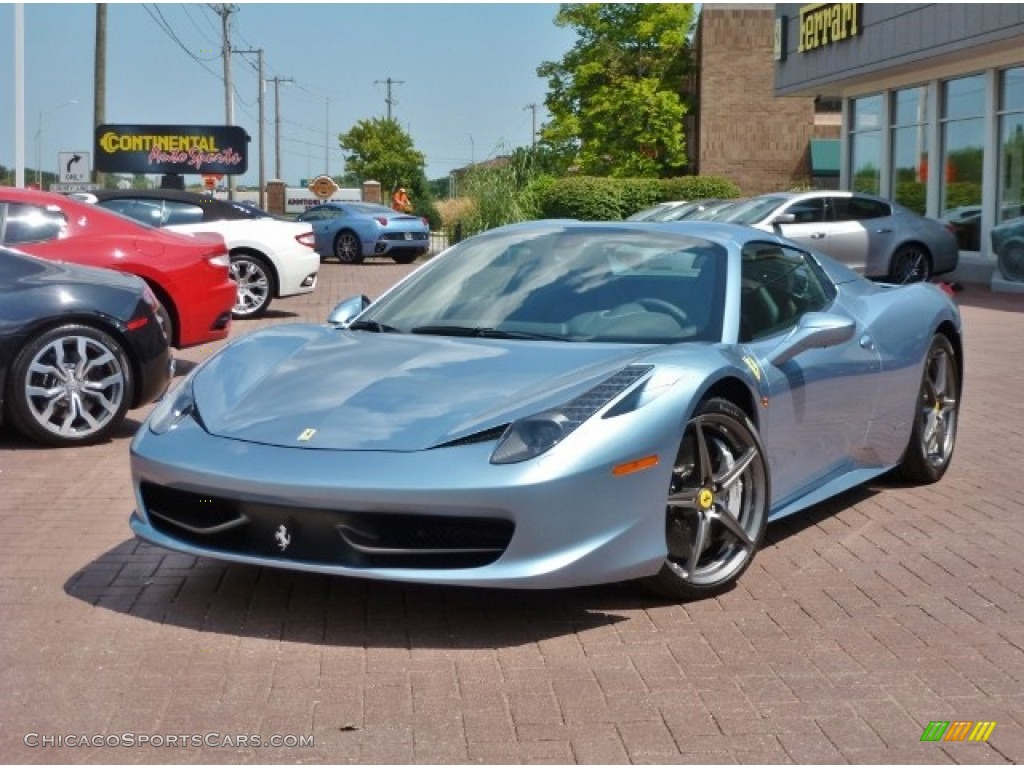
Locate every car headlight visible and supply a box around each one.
[148,377,199,434]
[490,365,653,464]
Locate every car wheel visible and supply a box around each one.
[642,398,769,600]
[895,334,960,484]
[230,255,274,319]
[7,324,133,446]
[889,244,932,283]
[334,231,365,264]
[391,251,418,265]
[997,241,1024,282]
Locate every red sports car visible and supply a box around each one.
[0,188,236,349]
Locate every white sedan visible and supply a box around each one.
[168,218,320,318]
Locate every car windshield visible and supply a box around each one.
[357,224,727,344]
[718,196,792,225]
[348,202,398,216]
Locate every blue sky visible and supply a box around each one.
[1,2,578,185]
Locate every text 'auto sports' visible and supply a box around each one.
[1,247,173,446]
[130,221,962,600]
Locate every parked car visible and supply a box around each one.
[626,201,689,221]
[684,198,747,221]
[297,201,430,264]
[0,246,173,446]
[990,214,1024,282]
[76,189,320,319]
[713,190,959,283]
[659,199,732,221]
[129,219,961,601]
[0,188,235,349]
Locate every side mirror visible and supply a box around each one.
[768,312,855,366]
[771,212,796,228]
[327,294,371,327]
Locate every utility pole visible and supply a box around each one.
[374,77,404,121]
[215,4,239,198]
[267,75,293,181]
[93,3,107,188]
[234,48,265,208]
[525,103,538,149]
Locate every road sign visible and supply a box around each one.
[308,175,339,200]
[49,182,100,193]
[59,151,91,184]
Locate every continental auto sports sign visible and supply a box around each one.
[94,124,249,175]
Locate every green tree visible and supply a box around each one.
[538,3,696,177]
[338,117,426,192]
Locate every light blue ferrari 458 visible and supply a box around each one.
[130,220,962,600]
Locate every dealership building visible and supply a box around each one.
[773,3,1024,290]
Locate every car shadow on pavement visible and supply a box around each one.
[62,539,642,649]
[61,485,885,649]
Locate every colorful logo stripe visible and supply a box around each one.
[920,721,996,742]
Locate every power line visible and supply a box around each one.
[374,77,404,121]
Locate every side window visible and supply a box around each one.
[783,198,826,224]
[2,203,67,245]
[847,196,891,220]
[739,242,833,342]
[101,199,163,227]
[162,200,205,225]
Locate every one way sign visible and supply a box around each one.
[59,151,91,183]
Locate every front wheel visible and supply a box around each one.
[334,231,365,264]
[391,251,419,265]
[889,244,932,283]
[895,334,960,484]
[7,324,134,446]
[642,398,769,601]
[230,255,275,318]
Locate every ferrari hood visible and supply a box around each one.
[193,325,656,451]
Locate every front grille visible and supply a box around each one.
[140,482,513,569]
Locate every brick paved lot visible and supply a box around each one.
[1,259,1022,765]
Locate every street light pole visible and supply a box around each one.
[35,99,77,188]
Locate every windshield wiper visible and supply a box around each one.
[347,320,402,333]
[410,325,567,341]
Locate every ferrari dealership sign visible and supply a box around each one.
[94,124,249,175]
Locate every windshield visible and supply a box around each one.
[358,224,727,344]
[718,196,791,225]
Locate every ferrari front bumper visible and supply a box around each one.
[129,410,680,590]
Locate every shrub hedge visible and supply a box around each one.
[538,175,742,220]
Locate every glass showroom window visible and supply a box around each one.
[890,87,929,215]
[850,95,883,194]
[940,74,985,250]
[997,66,1024,224]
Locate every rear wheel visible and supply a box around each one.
[230,254,275,318]
[642,398,769,600]
[889,244,932,283]
[997,241,1024,281]
[8,324,133,446]
[895,334,960,483]
[334,231,364,264]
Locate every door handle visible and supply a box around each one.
[810,232,826,239]
[875,228,893,234]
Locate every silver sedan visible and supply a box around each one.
[708,190,959,283]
